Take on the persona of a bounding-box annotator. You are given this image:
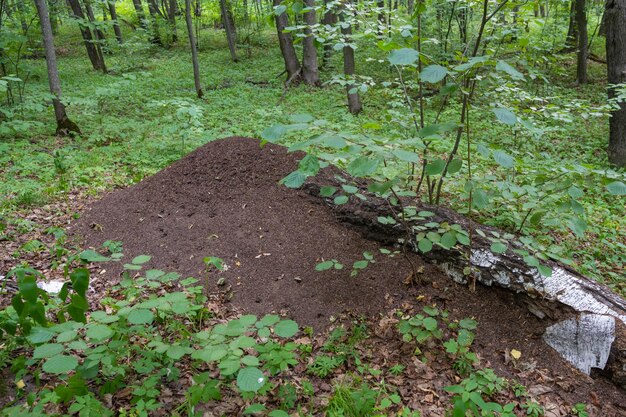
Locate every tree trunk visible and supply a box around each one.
[301,173,626,389]
[321,1,336,67]
[576,0,588,83]
[340,9,361,114]
[184,0,202,98]
[219,0,237,62]
[67,0,107,72]
[168,0,177,42]
[108,0,123,43]
[132,0,149,30]
[302,0,320,86]
[33,0,80,135]
[606,0,626,167]
[566,0,578,49]
[273,0,301,83]
[16,0,29,34]
[84,0,107,68]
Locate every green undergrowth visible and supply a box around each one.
[0,243,581,417]
[0,23,623,289]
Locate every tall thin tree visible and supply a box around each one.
[340,3,361,114]
[274,0,301,83]
[219,0,237,62]
[185,0,202,97]
[33,0,80,135]
[302,0,320,86]
[575,0,587,84]
[108,0,123,43]
[606,0,626,166]
[67,0,107,72]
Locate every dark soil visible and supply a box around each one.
[70,137,626,415]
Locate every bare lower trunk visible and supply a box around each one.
[67,0,107,72]
[185,0,202,98]
[302,0,320,86]
[219,0,237,62]
[132,0,149,30]
[606,0,626,167]
[321,0,336,67]
[168,0,177,42]
[576,0,588,83]
[84,0,107,68]
[273,0,301,82]
[33,0,80,135]
[108,1,123,43]
[566,1,578,49]
[340,9,361,114]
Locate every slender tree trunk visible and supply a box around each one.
[566,0,578,48]
[168,0,177,42]
[377,0,385,37]
[219,0,237,61]
[340,5,361,114]
[33,0,80,135]
[184,0,202,97]
[606,0,626,167]
[67,0,107,72]
[458,6,467,44]
[321,0,336,67]
[273,0,301,82]
[576,0,588,83]
[84,0,107,67]
[108,0,123,43]
[302,0,320,86]
[132,0,149,30]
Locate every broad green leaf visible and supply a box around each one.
[607,181,626,195]
[418,238,433,253]
[298,155,320,176]
[315,261,334,271]
[447,159,463,174]
[490,242,507,254]
[243,404,266,415]
[322,135,347,148]
[352,260,368,270]
[392,149,420,163]
[334,195,349,205]
[495,60,524,79]
[192,347,228,362]
[261,124,286,142]
[347,156,379,177]
[132,255,151,265]
[280,171,307,189]
[538,264,552,277]
[492,108,517,125]
[27,327,55,344]
[86,324,113,342]
[79,250,109,262]
[166,344,189,360]
[274,320,298,338]
[423,317,438,331]
[472,189,489,209]
[567,216,587,238]
[260,314,280,326]
[425,159,446,176]
[237,367,266,392]
[493,150,515,168]
[320,186,337,197]
[274,4,287,15]
[387,48,419,66]
[43,354,78,374]
[420,65,448,83]
[33,343,64,359]
[127,309,154,325]
[289,113,314,123]
[439,232,457,249]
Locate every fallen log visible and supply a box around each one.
[302,172,626,389]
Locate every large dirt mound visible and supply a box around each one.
[71,137,626,414]
[71,137,431,328]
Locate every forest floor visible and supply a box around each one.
[2,137,625,416]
